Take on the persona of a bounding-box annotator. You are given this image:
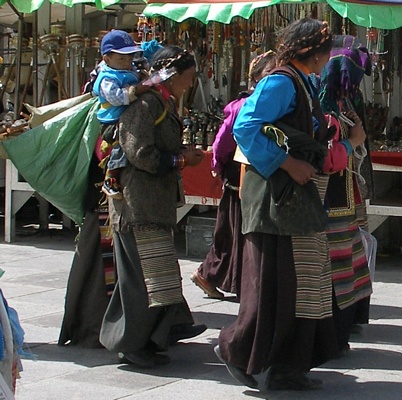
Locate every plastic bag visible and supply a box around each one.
[24,92,92,128]
[360,227,377,283]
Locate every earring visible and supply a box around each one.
[315,56,319,62]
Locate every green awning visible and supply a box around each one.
[143,1,322,25]
[0,0,145,14]
[327,0,402,29]
[143,0,402,28]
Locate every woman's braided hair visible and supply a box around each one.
[276,18,332,66]
[248,50,277,88]
[151,45,195,75]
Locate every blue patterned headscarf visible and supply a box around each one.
[319,35,372,115]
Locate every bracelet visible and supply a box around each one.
[340,139,353,156]
[172,154,186,169]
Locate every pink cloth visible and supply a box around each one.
[322,114,348,173]
[212,97,247,176]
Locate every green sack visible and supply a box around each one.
[3,96,100,225]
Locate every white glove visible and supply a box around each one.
[128,86,137,103]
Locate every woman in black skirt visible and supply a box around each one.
[215,18,339,392]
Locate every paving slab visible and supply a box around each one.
[0,228,401,400]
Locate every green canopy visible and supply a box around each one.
[3,0,401,28]
[143,0,323,25]
[328,0,402,29]
[0,0,145,14]
[143,0,402,28]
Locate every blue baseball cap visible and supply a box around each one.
[101,30,141,55]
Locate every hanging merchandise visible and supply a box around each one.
[206,23,214,80]
[154,18,165,42]
[143,4,401,154]
[137,15,150,42]
[365,27,392,139]
[238,20,248,88]
[220,25,233,88]
[212,22,221,89]
[178,21,191,46]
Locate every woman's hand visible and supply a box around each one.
[182,148,204,167]
[281,156,317,186]
[345,111,366,150]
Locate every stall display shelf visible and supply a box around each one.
[366,151,402,232]
[178,151,222,223]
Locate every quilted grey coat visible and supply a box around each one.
[109,90,182,232]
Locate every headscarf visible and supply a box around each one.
[141,39,163,63]
[319,35,372,114]
[319,34,374,200]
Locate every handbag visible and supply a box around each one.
[262,122,329,234]
[268,170,329,235]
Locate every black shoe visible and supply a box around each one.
[266,368,322,391]
[118,349,156,368]
[102,178,122,199]
[214,345,258,389]
[118,349,170,368]
[169,323,207,345]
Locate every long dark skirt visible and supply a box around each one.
[58,210,110,348]
[99,229,194,353]
[199,186,243,295]
[332,289,357,351]
[354,296,370,324]
[218,232,338,375]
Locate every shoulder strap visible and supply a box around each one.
[271,65,312,111]
[155,107,168,126]
[147,89,170,126]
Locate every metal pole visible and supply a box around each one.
[32,10,39,106]
[6,0,23,119]
[14,16,23,119]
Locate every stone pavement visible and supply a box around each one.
[0,226,402,400]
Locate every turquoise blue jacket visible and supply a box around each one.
[93,65,139,123]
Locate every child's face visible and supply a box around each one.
[104,52,134,71]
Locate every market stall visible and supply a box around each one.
[366,151,402,233]
[0,0,148,242]
[2,0,402,243]
[143,1,402,242]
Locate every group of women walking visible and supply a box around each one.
[59,17,374,394]
[195,18,374,391]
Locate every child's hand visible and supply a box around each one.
[128,86,137,102]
